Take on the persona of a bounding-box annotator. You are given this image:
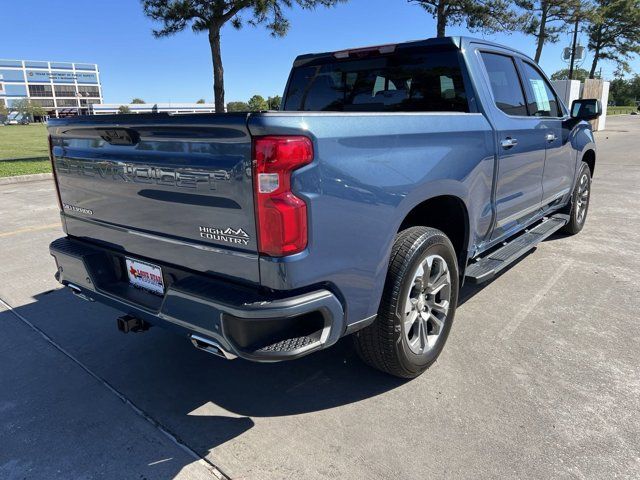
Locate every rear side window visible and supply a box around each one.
[520,62,561,117]
[480,52,527,116]
[283,48,469,112]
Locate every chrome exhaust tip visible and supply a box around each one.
[190,334,236,360]
[67,283,94,302]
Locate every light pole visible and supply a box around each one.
[568,14,580,80]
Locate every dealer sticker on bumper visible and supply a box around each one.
[125,258,165,295]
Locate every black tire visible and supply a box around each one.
[353,227,459,378]
[562,161,591,235]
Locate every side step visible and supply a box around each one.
[465,214,569,284]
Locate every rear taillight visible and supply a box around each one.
[48,135,63,210]
[253,136,313,257]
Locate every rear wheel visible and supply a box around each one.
[562,161,591,235]
[353,227,459,378]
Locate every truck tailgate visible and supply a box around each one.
[48,114,260,283]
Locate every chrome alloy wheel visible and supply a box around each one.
[403,254,452,355]
[576,172,590,224]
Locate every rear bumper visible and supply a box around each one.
[49,237,345,361]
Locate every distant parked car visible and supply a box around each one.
[4,112,30,125]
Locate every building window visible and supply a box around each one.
[0,60,22,68]
[29,84,53,97]
[0,69,26,82]
[24,61,49,69]
[31,99,55,108]
[76,72,99,84]
[54,85,77,97]
[4,84,28,96]
[80,99,101,106]
[77,86,100,97]
[50,62,73,70]
[57,99,79,107]
[75,63,97,71]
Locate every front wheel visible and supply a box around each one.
[562,161,591,235]
[353,227,459,378]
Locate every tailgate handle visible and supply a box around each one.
[97,128,140,146]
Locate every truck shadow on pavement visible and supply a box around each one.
[6,248,541,469]
[4,234,560,467]
[6,288,407,460]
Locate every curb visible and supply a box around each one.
[0,173,53,185]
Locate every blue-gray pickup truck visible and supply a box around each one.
[48,37,601,378]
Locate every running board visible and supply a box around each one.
[465,214,569,284]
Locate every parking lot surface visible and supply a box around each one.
[1,116,639,479]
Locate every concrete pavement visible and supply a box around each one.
[1,115,639,479]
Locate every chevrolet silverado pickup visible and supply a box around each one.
[48,37,601,378]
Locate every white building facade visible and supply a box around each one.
[91,103,217,115]
[0,59,102,117]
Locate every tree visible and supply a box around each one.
[10,98,30,116]
[267,95,282,109]
[247,94,268,111]
[609,77,632,105]
[196,98,206,103]
[629,75,640,102]
[609,75,640,105]
[550,67,592,81]
[586,0,640,78]
[131,98,146,104]
[11,99,46,120]
[0,102,8,117]
[408,0,521,37]
[30,103,47,119]
[516,0,579,62]
[142,0,346,113]
[118,105,132,114]
[226,101,250,111]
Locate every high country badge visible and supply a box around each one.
[199,226,250,245]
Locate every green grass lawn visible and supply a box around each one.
[0,158,52,177]
[607,106,637,115]
[0,123,51,177]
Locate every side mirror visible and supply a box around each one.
[570,99,602,121]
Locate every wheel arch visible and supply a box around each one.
[582,148,596,177]
[398,194,470,272]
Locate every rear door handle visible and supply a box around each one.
[501,138,518,149]
[545,133,557,143]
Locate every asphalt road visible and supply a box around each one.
[1,115,639,480]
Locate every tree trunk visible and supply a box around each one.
[436,0,446,37]
[534,5,548,63]
[208,25,225,112]
[588,26,603,79]
[589,49,599,79]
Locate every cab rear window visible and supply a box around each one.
[283,48,469,113]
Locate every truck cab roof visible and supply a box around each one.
[293,36,535,67]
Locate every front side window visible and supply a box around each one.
[283,48,469,112]
[521,62,561,117]
[480,52,527,116]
